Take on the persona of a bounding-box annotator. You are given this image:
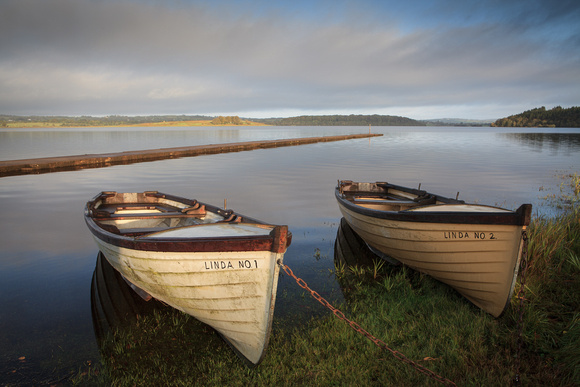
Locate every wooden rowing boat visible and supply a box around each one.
[85,191,291,365]
[335,180,532,317]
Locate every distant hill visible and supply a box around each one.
[0,114,215,127]
[492,106,580,128]
[422,118,493,126]
[254,114,424,126]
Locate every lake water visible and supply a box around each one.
[0,126,579,384]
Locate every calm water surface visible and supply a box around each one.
[0,126,578,384]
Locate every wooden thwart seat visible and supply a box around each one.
[102,212,204,220]
[118,227,170,236]
[95,202,207,219]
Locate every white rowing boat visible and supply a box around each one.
[85,191,291,365]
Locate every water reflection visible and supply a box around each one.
[333,218,398,302]
[0,126,362,161]
[334,218,381,269]
[90,252,165,342]
[498,132,580,154]
[90,253,232,380]
[1,126,578,383]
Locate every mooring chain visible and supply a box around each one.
[279,262,456,387]
[514,230,529,385]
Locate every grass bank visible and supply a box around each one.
[74,175,579,386]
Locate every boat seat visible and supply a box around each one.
[94,221,170,236]
[95,211,205,220]
[357,202,423,211]
[117,227,170,236]
[353,198,415,204]
[352,193,436,206]
[93,203,207,219]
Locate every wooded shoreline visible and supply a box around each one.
[2,106,579,128]
[0,114,479,127]
[0,118,266,128]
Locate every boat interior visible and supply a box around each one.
[337,180,466,211]
[89,200,243,237]
[350,196,431,211]
[338,181,438,211]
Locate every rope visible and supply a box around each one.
[279,261,456,386]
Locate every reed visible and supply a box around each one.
[513,201,579,383]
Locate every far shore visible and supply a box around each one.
[2,119,268,129]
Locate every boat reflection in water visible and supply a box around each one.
[90,252,227,379]
[334,218,401,300]
[334,217,385,270]
[91,252,165,341]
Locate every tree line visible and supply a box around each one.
[210,116,245,125]
[0,114,260,127]
[4,108,578,128]
[492,106,580,128]
[0,114,213,127]
[254,114,425,126]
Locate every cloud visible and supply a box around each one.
[0,0,579,118]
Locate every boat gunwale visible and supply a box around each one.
[86,190,265,223]
[336,181,532,226]
[85,191,291,253]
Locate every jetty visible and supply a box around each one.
[0,133,382,177]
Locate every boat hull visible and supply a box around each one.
[93,238,282,365]
[336,181,531,317]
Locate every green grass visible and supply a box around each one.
[73,174,580,386]
[515,177,580,384]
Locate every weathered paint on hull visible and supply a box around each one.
[338,205,525,317]
[93,237,282,365]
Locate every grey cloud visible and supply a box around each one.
[0,0,578,118]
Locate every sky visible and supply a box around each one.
[0,0,579,120]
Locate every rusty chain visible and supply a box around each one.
[514,230,529,385]
[279,261,456,386]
